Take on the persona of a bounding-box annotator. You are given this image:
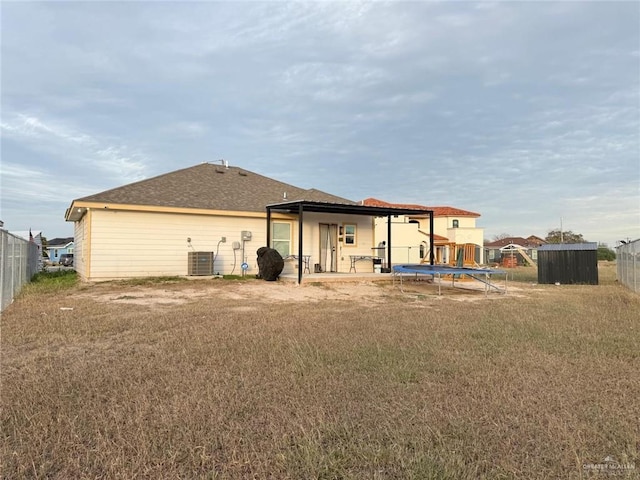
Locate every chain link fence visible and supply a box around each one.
[1,230,39,312]
[616,239,640,293]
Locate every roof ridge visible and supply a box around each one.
[68,163,357,214]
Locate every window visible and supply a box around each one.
[272,222,291,257]
[452,219,459,228]
[344,224,356,245]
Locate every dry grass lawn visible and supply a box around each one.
[1,264,639,479]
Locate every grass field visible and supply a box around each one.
[2,264,639,479]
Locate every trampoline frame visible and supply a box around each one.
[392,264,507,296]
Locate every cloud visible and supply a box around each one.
[1,113,148,184]
[0,1,637,246]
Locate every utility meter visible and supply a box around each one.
[241,231,252,241]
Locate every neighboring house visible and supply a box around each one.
[64,162,433,282]
[525,235,546,247]
[10,230,44,271]
[362,198,485,265]
[46,237,74,264]
[484,236,547,266]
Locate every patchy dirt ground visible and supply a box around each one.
[71,276,529,308]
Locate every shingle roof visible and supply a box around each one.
[73,163,356,212]
[361,198,480,217]
[47,237,74,247]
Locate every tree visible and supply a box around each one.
[492,233,513,241]
[40,236,48,259]
[597,244,616,261]
[545,229,586,244]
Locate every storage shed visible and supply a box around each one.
[537,243,598,285]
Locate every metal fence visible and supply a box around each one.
[616,239,640,293]
[1,230,39,312]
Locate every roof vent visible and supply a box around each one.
[219,159,229,168]
[239,170,247,176]
[283,192,287,199]
[215,167,225,174]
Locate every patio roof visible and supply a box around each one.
[266,200,435,283]
[266,199,434,217]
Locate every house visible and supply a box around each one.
[64,162,433,282]
[46,237,74,264]
[362,198,485,265]
[484,236,547,267]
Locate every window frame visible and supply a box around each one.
[343,223,357,246]
[271,221,292,257]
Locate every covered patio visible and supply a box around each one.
[266,200,434,284]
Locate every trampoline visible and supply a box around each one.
[392,264,507,295]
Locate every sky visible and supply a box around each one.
[1,1,638,247]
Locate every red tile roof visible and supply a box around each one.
[432,233,451,242]
[361,198,480,217]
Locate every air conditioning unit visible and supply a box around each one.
[188,251,214,276]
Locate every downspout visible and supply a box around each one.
[298,203,304,284]
[266,207,271,248]
[387,214,392,269]
[429,211,435,265]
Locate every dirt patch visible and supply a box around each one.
[73,278,524,308]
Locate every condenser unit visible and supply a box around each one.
[188,251,214,276]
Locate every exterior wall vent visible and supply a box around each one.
[188,251,214,275]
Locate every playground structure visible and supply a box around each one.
[420,242,482,267]
[499,244,537,268]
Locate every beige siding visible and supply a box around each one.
[87,210,268,280]
[331,213,375,273]
[81,209,378,280]
[279,213,376,274]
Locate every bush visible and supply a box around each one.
[26,270,78,294]
[597,246,616,261]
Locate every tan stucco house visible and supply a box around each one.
[363,198,485,265]
[65,162,433,282]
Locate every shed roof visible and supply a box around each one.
[538,243,598,251]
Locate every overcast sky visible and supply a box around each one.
[1,1,638,247]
